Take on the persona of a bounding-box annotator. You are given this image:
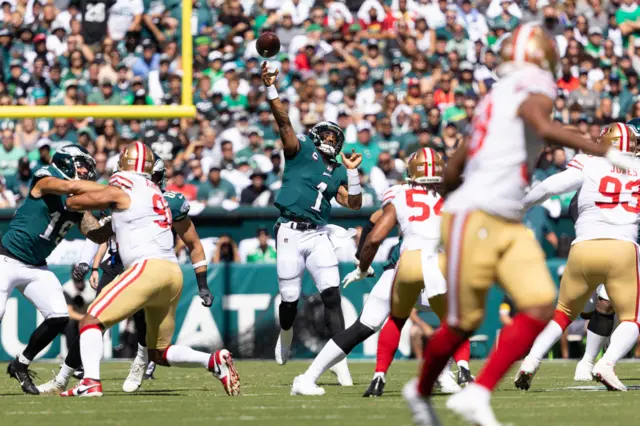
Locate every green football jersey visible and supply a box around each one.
[275,135,348,226]
[1,166,83,265]
[164,190,190,222]
[383,237,402,270]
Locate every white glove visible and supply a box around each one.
[606,148,640,171]
[353,257,375,278]
[342,268,369,288]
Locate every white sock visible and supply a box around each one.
[528,320,563,361]
[457,360,470,370]
[18,354,31,365]
[373,371,386,381]
[137,344,149,362]
[305,339,345,383]
[582,330,607,364]
[165,345,211,368]
[80,328,104,381]
[602,322,639,364]
[56,363,75,384]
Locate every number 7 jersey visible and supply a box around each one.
[570,154,640,244]
[109,171,178,268]
[382,184,443,254]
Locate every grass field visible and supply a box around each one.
[0,360,639,426]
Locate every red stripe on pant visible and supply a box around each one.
[93,260,148,318]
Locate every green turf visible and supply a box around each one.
[0,360,639,425]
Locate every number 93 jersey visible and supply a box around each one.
[109,171,178,268]
[382,184,444,254]
[570,154,640,244]
[274,135,347,226]
[1,165,83,266]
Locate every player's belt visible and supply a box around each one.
[278,220,318,231]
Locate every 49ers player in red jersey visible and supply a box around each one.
[403,23,640,426]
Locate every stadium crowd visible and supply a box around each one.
[0,0,640,259]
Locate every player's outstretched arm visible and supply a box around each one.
[79,212,114,244]
[66,186,131,212]
[522,167,584,210]
[336,149,363,210]
[359,203,397,273]
[173,217,213,307]
[355,209,384,261]
[262,61,299,158]
[31,176,105,198]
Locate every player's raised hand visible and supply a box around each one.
[199,285,214,307]
[341,149,363,170]
[261,61,279,87]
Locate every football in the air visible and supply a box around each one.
[256,32,281,58]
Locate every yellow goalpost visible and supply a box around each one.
[0,1,195,119]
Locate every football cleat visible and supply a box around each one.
[275,328,293,365]
[402,378,442,426]
[457,366,475,387]
[291,374,326,396]
[363,376,385,398]
[446,384,502,426]
[60,378,103,397]
[574,360,594,382]
[144,361,157,380]
[210,349,240,396]
[436,369,461,394]
[592,360,627,391]
[7,358,39,395]
[37,372,68,395]
[329,358,353,386]
[514,356,540,391]
[122,356,147,393]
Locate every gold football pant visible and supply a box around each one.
[441,211,557,332]
[557,239,640,323]
[87,259,183,350]
[390,250,447,321]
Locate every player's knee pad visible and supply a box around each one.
[320,287,345,335]
[587,311,615,337]
[279,277,302,303]
[279,300,298,331]
[332,320,375,354]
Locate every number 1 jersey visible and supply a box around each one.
[109,171,177,268]
[570,154,640,244]
[382,184,443,254]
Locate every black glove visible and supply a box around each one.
[196,271,213,307]
[72,262,91,281]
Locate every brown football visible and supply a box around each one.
[256,32,281,58]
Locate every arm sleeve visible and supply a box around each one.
[79,239,101,265]
[522,167,584,209]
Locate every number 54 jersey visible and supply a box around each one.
[109,171,177,268]
[570,155,640,244]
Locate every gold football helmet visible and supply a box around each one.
[499,23,559,74]
[118,142,154,177]
[598,123,637,154]
[406,148,444,184]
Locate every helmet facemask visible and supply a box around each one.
[310,121,345,160]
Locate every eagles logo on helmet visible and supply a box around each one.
[598,123,638,155]
[406,148,444,184]
[309,121,345,159]
[151,153,166,188]
[51,144,97,181]
[118,142,154,177]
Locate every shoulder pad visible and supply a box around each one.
[567,154,587,171]
[381,184,404,208]
[109,172,134,190]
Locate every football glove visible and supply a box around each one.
[72,262,91,281]
[342,267,371,288]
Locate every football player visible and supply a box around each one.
[404,23,640,426]
[515,123,640,391]
[290,149,470,396]
[262,61,362,385]
[38,154,215,395]
[60,143,238,397]
[0,145,109,395]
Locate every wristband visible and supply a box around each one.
[91,268,99,272]
[347,168,362,195]
[192,260,208,269]
[266,85,279,100]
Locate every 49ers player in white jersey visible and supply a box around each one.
[61,143,239,397]
[515,123,640,392]
[403,23,640,426]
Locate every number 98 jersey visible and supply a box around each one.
[1,166,83,266]
[382,184,443,255]
[571,154,640,244]
[109,171,178,268]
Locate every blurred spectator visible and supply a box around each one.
[245,227,276,264]
[213,234,240,263]
[198,167,238,207]
[352,121,381,174]
[9,157,32,201]
[0,129,26,176]
[369,151,403,199]
[240,169,273,207]
[0,175,16,208]
[166,169,197,201]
